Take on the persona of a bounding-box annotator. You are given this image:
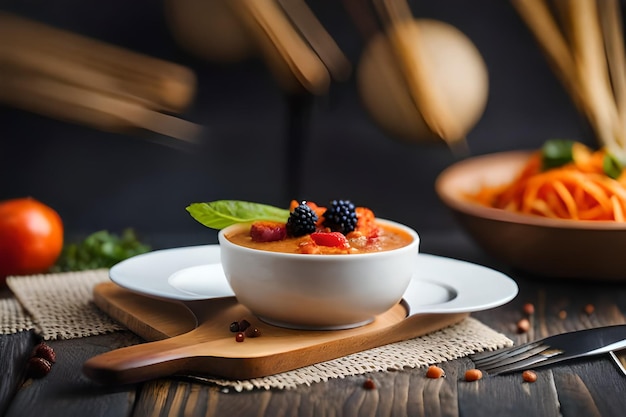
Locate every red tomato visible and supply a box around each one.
[310,232,350,249]
[0,198,64,283]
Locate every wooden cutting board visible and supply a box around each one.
[83,282,468,384]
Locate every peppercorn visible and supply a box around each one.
[33,342,56,363]
[27,357,52,379]
[238,319,251,332]
[235,332,245,342]
[229,321,240,332]
[244,327,261,338]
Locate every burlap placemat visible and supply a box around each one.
[1,296,35,334]
[6,270,124,339]
[4,270,513,391]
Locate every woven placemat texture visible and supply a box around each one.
[1,296,35,334]
[3,270,513,390]
[6,269,124,340]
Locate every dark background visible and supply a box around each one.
[0,0,593,248]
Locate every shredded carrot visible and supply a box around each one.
[468,148,626,222]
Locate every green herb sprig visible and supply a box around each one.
[541,138,624,179]
[51,229,151,272]
[541,139,575,170]
[603,152,624,179]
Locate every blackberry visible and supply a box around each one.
[286,202,318,237]
[322,200,357,234]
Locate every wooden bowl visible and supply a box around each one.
[435,151,626,281]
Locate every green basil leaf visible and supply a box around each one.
[186,200,290,230]
[542,139,575,170]
[603,152,624,179]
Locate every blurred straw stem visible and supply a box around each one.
[598,0,626,142]
[0,12,196,113]
[511,0,626,161]
[373,0,467,144]
[0,68,202,142]
[277,0,352,82]
[232,0,331,95]
[0,12,200,142]
[565,0,625,153]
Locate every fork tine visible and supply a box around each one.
[473,344,551,368]
[470,340,544,364]
[480,349,567,375]
[471,326,626,375]
[476,346,565,375]
[480,353,552,375]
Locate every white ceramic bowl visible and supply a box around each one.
[218,219,420,330]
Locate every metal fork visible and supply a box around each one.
[470,325,626,375]
[471,340,564,375]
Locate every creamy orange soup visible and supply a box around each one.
[225,222,413,254]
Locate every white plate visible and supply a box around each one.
[110,245,518,314]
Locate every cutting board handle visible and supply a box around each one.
[83,336,203,384]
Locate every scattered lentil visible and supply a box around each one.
[522,303,535,315]
[363,378,376,390]
[517,318,530,333]
[583,304,595,315]
[464,369,483,382]
[426,365,445,378]
[522,370,537,383]
[27,357,52,379]
[235,332,245,342]
[558,310,567,320]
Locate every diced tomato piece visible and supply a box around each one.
[249,221,287,242]
[355,207,379,238]
[298,240,321,254]
[310,232,350,248]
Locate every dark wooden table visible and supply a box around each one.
[2,230,626,417]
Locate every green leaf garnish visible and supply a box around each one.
[541,139,575,170]
[603,152,624,179]
[186,200,290,230]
